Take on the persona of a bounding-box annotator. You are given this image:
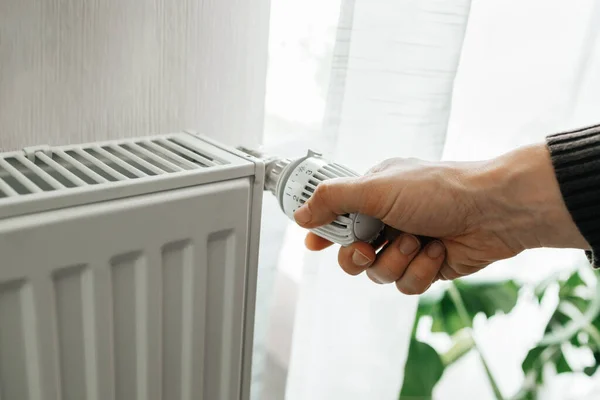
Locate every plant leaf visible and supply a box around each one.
[566,271,586,287]
[559,272,586,298]
[555,352,572,374]
[440,297,466,335]
[420,280,521,336]
[513,387,538,400]
[584,365,599,377]
[416,300,444,333]
[429,303,446,333]
[454,280,520,318]
[583,350,600,376]
[399,339,445,399]
[523,345,551,384]
[522,346,546,373]
[586,350,600,376]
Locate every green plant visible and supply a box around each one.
[399,266,600,400]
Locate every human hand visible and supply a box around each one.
[293,144,589,294]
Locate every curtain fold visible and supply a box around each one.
[439,1,600,399]
[272,0,600,398]
[286,1,472,398]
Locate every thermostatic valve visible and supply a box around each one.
[239,147,386,246]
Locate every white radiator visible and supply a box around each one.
[0,132,264,400]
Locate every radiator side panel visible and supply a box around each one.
[0,179,252,400]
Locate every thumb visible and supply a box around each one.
[293,176,380,228]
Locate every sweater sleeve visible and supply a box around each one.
[546,123,600,269]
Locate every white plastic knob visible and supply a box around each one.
[275,150,384,246]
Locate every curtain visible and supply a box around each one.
[438,1,600,399]
[262,0,600,399]
[284,0,472,399]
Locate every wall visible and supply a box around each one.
[0,0,270,150]
[1,2,271,398]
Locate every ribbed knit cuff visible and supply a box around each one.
[546,124,600,269]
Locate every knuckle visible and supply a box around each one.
[315,178,346,200]
[382,263,403,282]
[452,264,470,275]
[366,161,388,175]
[449,259,479,276]
[439,268,454,280]
[354,175,384,215]
[312,180,335,209]
[411,267,434,284]
[314,180,331,200]
[366,158,402,174]
[368,263,401,284]
[440,263,462,280]
[354,174,374,194]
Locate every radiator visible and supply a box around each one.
[0,132,264,400]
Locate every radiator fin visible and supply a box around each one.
[0,280,30,400]
[53,265,90,400]
[111,252,144,400]
[90,262,115,400]
[161,241,194,400]
[205,230,239,400]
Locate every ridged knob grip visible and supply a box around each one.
[275,151,384,246]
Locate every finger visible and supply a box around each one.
[396,241,446,295]
[305,232,334,251]
[439,265,462,281]
[337,241,377,276]
[439,261,480,280]
[366,234,421,284]
[293,177,379,229]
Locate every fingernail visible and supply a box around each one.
[294,205,311,225]
[399,234,419,255]
[352,249,372,266]
[427,241,445,259]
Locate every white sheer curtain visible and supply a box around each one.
[285,0,472,399]
[438,1,600,399]
[260,0,600,399]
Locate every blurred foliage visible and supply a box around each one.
[399,267,600,400]
[514,269,600,399]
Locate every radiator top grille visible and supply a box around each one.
[0,134,231,200]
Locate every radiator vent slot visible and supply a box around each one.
[0,135,228,200]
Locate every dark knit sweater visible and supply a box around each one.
[547,124,600,268]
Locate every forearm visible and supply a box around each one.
[471,142,590,252]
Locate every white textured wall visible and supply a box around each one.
[0,0,270,150]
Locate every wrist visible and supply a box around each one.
[472,143,590,251]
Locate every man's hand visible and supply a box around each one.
[293,144,589,295]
